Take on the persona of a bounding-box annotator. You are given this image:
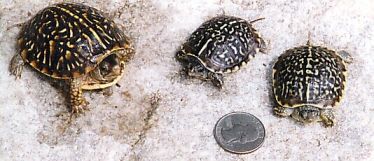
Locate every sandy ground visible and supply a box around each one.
[0,0,373,160]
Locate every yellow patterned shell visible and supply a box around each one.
[272,44,347,109]
[18,3,130,79]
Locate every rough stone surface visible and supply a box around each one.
[0,0,373,161]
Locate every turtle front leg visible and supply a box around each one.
[69,79,88,113]
[273,105,290,117]
[9,54,24,79]
[320,109,335,127]
[102,87,114,97]
[209,72,224,89]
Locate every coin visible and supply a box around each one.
[214,112,265,154]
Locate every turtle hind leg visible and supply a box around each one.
[69,79,88,114]
[337,50,353,64]
[320,109,335,127]
[9,54,24,79]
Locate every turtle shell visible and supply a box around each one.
[272,44,347,109]
[180,16,265,73]
[18,3,130,79]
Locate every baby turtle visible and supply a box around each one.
[9,3,134,113]
[272,41,350,127]
[176,16,266,88]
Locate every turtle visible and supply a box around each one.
[9,3,134,113]
[176,15,266,88]
[272,40,351,127]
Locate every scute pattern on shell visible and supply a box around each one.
[18,3,128,79]
[181,16,264,73]
[273,45,347,108]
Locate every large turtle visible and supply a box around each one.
[9,3,134,113]
[176,15,266,88]
[272,40,351,127]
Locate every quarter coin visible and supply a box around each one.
[214,112,265,154]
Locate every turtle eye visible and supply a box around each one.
[99,61,111,74]
[102,62,110,69]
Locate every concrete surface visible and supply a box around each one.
[0,0,373,160]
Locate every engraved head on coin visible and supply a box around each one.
[214,112,265,154]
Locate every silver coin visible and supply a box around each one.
[214,112,265,154]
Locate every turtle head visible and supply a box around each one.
[103,54,122,77]
[291,105,321,123]
[176,48,208,79]
[82,50,129,90]
[86,50,126,89]
[186,62,224,88]
[177,44,224,88]
[186,61,210,79]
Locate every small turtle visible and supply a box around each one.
[272,40,351,127]
[9,3,134,113]
[176,16,266,88]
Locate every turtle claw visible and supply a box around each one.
[257,37,267,53]
[10,65,23,79]
[71,100,89,114]
[320,110,335,127]
[9,54,24,79]
[338,50,353,64]
[322,118,334,127]
[210,73,224,89]
[102,87,114,97]
[273,106,290,117]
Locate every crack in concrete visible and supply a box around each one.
[131,91,161,149]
